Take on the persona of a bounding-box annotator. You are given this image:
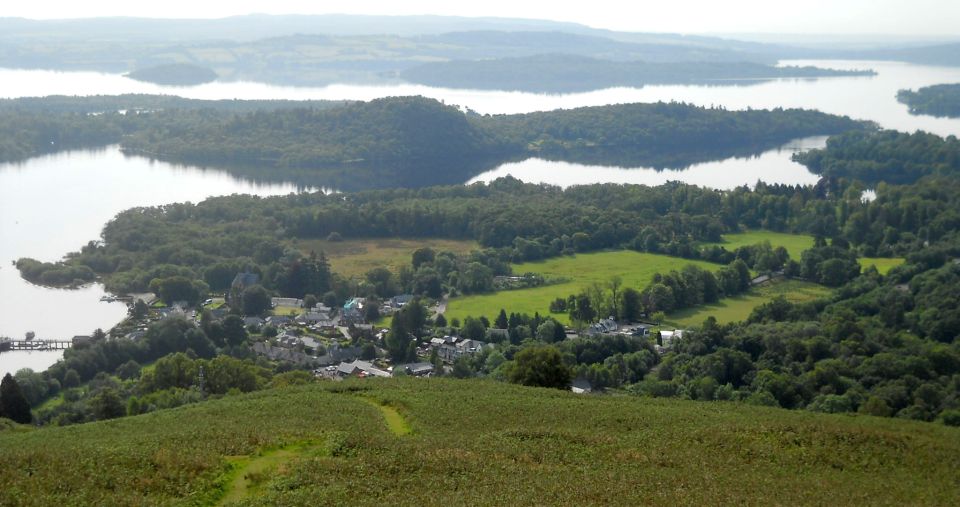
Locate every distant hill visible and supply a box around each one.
[125,63,218,86]
[402,53,874,93]
[414,31,773,63]
[0,14,768,45]
[857,43,960,67]
[0,379,957,505]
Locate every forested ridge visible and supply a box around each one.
[0,95,865,188]
[898,84,960,118]
[121,98,864,174]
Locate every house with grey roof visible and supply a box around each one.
[389,294,415,309]
[571,378,593,394]
[396,362,435,377]
[265,315,292,327]
[432,336,489,363]
[243,316,265,328]
[587,317,619,336]
[251,341,314,366]
[336,360,391,378]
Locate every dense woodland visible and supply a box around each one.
[11,173,960,425]
[0,95,864,189]
[0,95,343,163]
[898,84,960,118]
[6,93,960,427]
[402,54,874,93]
[794,130,960,185]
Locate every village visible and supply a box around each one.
[42,269,686,393]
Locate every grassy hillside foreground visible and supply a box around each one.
[1,379,958,506]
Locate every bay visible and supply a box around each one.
[4,58,960,374]
[3,60,960,135]
[0,147,312,376]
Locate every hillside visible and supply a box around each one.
[0,16,785,84]
[118,97,864,174]
[1,379,958,505]
[401,54,874,93]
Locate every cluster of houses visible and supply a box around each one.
[584,316,685,354]
[317,359,437,380]
[428,335,491,362]
[586,317,653,339]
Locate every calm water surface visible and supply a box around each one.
[3,60,960,135]
[470,137,827,188]
[4,59,960,374]
[0,148,311,376]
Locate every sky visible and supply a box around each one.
[2,0,959,36]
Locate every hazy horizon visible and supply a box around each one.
[2,1,959,38]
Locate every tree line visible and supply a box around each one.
[0,95,865,191]
[794,130,960,185]
[897,84,960,118]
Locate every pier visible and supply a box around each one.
[0,337,74,352]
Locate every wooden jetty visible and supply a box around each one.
[0,337,73,352]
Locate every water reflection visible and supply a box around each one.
[470,136,827,189]
[0,147,316,374]
[3,60,960,136]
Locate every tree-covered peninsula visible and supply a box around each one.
[0,95,866,189]
[793,129,960,185]
[898,83,960,118]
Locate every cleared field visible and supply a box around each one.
[1,379,958,505]
[446,250,718,323]
[294,237,478,277]
[859,257,906,275]
[665,278,832,328]
[273,304,302,316]
[712,231,904,276]
[703,230,815,261]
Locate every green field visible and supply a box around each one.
[446,251,719,323]
[273,304,302,316]
[859,257,906,275]
[293,237,478,277]
[1,379,958,505]
[703,230,815,261]
[665,279,832,328]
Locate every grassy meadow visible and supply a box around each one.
[858,257,906,275]
[702,230,815,260]
[293,237,478,277]
[1,379,958,506]
[665,279,832,328]
[446,251,719,324]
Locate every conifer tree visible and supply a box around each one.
[0,373,32,424]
